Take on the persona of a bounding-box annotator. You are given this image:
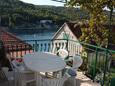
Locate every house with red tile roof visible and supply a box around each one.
[0,27,32,57]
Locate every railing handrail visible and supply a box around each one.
[68,39,115,54]
[1,38,114,85]
[3,39,115,54]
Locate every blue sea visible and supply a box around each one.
[16,31,55,40]
[10,29,56,40]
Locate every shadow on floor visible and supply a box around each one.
[64,78,97,86]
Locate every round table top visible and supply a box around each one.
[23,52,66,72]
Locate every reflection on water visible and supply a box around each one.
[15,31,55,40]
[8,27,58,40]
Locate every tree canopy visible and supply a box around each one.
[0,0,90,27]
[0,0,114,28]
[64,0,115,47]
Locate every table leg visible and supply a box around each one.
[45,72,48,77]
[35,72,41,86]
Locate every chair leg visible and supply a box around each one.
[14,80,17,86]
[7,81,10,86]
[21,81,26,86]
[73,78,76,86]
[14,72,17,86]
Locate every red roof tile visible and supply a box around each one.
[0,27,32,51]
[65,22,90,39]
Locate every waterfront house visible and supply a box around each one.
[52,22,83,41]
[0,27,32,58]
[52,22,115,68]
[52,22,85,56]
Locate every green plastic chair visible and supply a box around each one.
[110,78,115,86]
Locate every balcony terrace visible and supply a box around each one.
[0,39,115,86]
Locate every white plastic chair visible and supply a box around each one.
[7,56,19,86]
[71,54,83,86]
[72,54,83,72]
[44,52,56,55]
[18,70,35,86]
[11,59,35,86]
[64,54,83,86]
[40,74,68,86]
[1,67,14,86]
[0,70,9,86]
[65,68,77,86]
[1,67,9,75]
[57,49,68,60]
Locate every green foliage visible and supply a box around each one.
[65,0,115,47]
[80,54,88,71]
[80,25,109,47]
[0,0,115,46]
[0,0,89,27]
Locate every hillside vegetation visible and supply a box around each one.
[0,0,114,28]
[0,0,89,27]
[0,0,115,49]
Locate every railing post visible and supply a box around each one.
[102,49,108,86]
[35,40,38,52]
[93,47,98,81]
[66,39,69,56]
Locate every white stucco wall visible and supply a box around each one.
[55,24,78,41]
[53,23,82,56]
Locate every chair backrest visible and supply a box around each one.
[44,52,56,55]
[57,49,68,60]
[72,54,83,71]
[11,60,18,69]
[41,76,67,86]
[2,67,9,72]
[0,70,8,83]
[1,67,9,76]
[6,54,15,71]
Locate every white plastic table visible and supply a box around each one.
[23,52,66,86]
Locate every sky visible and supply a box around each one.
[20,0,113,11]
[20,0,65,6]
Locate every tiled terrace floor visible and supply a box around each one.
[0,72,100,86]
[76,72,101,86]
